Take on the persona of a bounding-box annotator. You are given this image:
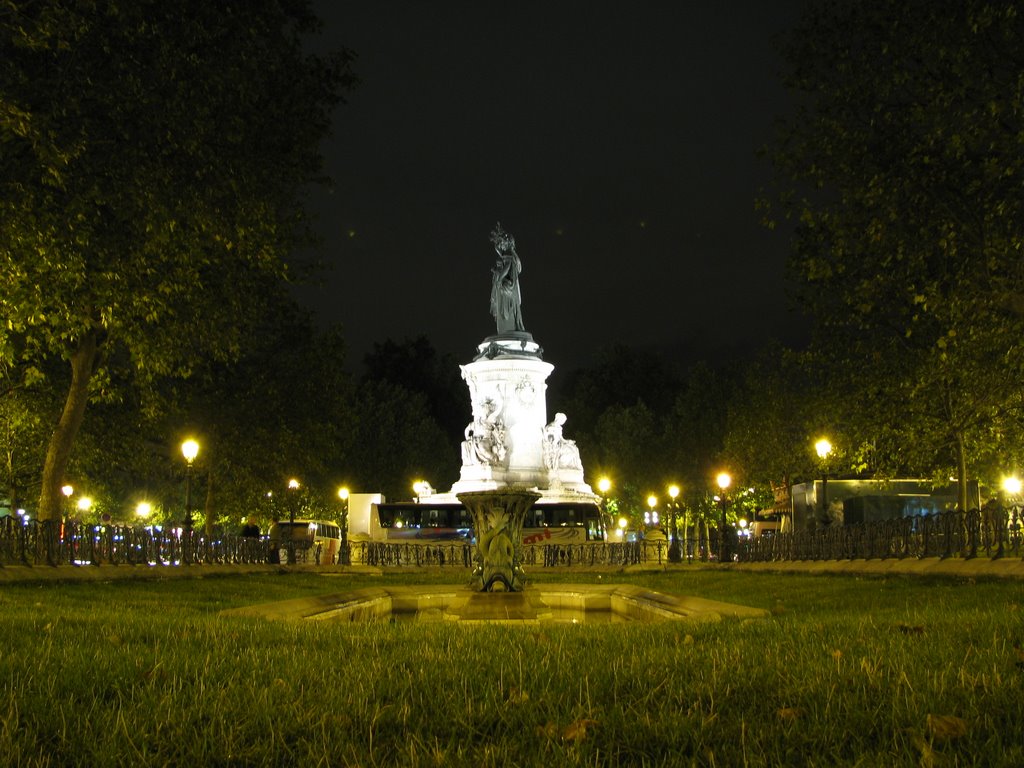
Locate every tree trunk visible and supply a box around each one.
[37,332,99,522]
[955,430,969,512]
[5,446,17,515]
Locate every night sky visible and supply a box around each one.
[298,2,810,373]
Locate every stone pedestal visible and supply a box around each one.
[447,333,594,499]
[451,347,553,492]
[459,489,539,591]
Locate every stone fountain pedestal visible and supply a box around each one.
[458,489,540,592]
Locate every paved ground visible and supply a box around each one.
[718,556,1024,580]
[2,555,1023,584]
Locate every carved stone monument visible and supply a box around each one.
[425,223,597,591]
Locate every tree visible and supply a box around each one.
[0,359,55,513]
[723,346,830,489]
[362,336,467,460]
[173,305,356,529]
[346,379,455,501]
[558,344,681,438]
[590,400,661,517]
[663,361,736,501]
[0,1,355,520]
[767,0,1024,510]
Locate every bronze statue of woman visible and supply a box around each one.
[488,223,525,333]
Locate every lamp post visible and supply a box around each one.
[598,477,612,540]
[1001,476,1022,558]
[412,479,433,501]
[75,496,94,565]
[181,439,199,530]
[61,483,73,533]
[815,438,833,528]
[286,478,300,565]
[645,495,658,529]
[181,439,199,564]
[337,486,350,565]
[716,472,732,562]
[667,484,681,562]
[1003,476,1023,497]
[52,487,73,565]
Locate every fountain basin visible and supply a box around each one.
[223,584,768,624]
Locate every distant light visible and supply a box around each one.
[77,496,93,512]
[61,485,74,498]
[617,517,628,530]
[716,473,732,491]
[647,495,657,510]
[668,484,680,500]
[288,478,300,490]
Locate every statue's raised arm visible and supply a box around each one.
[489,222,525,333]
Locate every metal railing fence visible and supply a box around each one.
[5,505,1021,570]
[735,506,1024,562]
[1,517,271,567]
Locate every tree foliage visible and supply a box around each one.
[0,1,355,519]
[362,336,467,465]
[767,0,1024,508]
[663,361,735,506]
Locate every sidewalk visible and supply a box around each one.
[716,556,1024,580]
[0,562,384,584]
[3,555,1023,584]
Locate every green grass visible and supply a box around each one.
[2,569,1023,766]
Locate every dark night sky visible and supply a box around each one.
[298,2,810,373]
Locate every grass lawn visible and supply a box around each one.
[2,568,1023,766]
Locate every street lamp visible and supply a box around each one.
[286,478,300,564]
[716,472,732,562]
[181,439,199,529]
[61,481,74,524]
[667,484,681,562]
[136,501,152,520]
[337,486,350,565]
[412,479,433,501]
[815,438,833,527]
[597,476,612,540]
[645,495,658,528]
[1002,476,1022,497]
